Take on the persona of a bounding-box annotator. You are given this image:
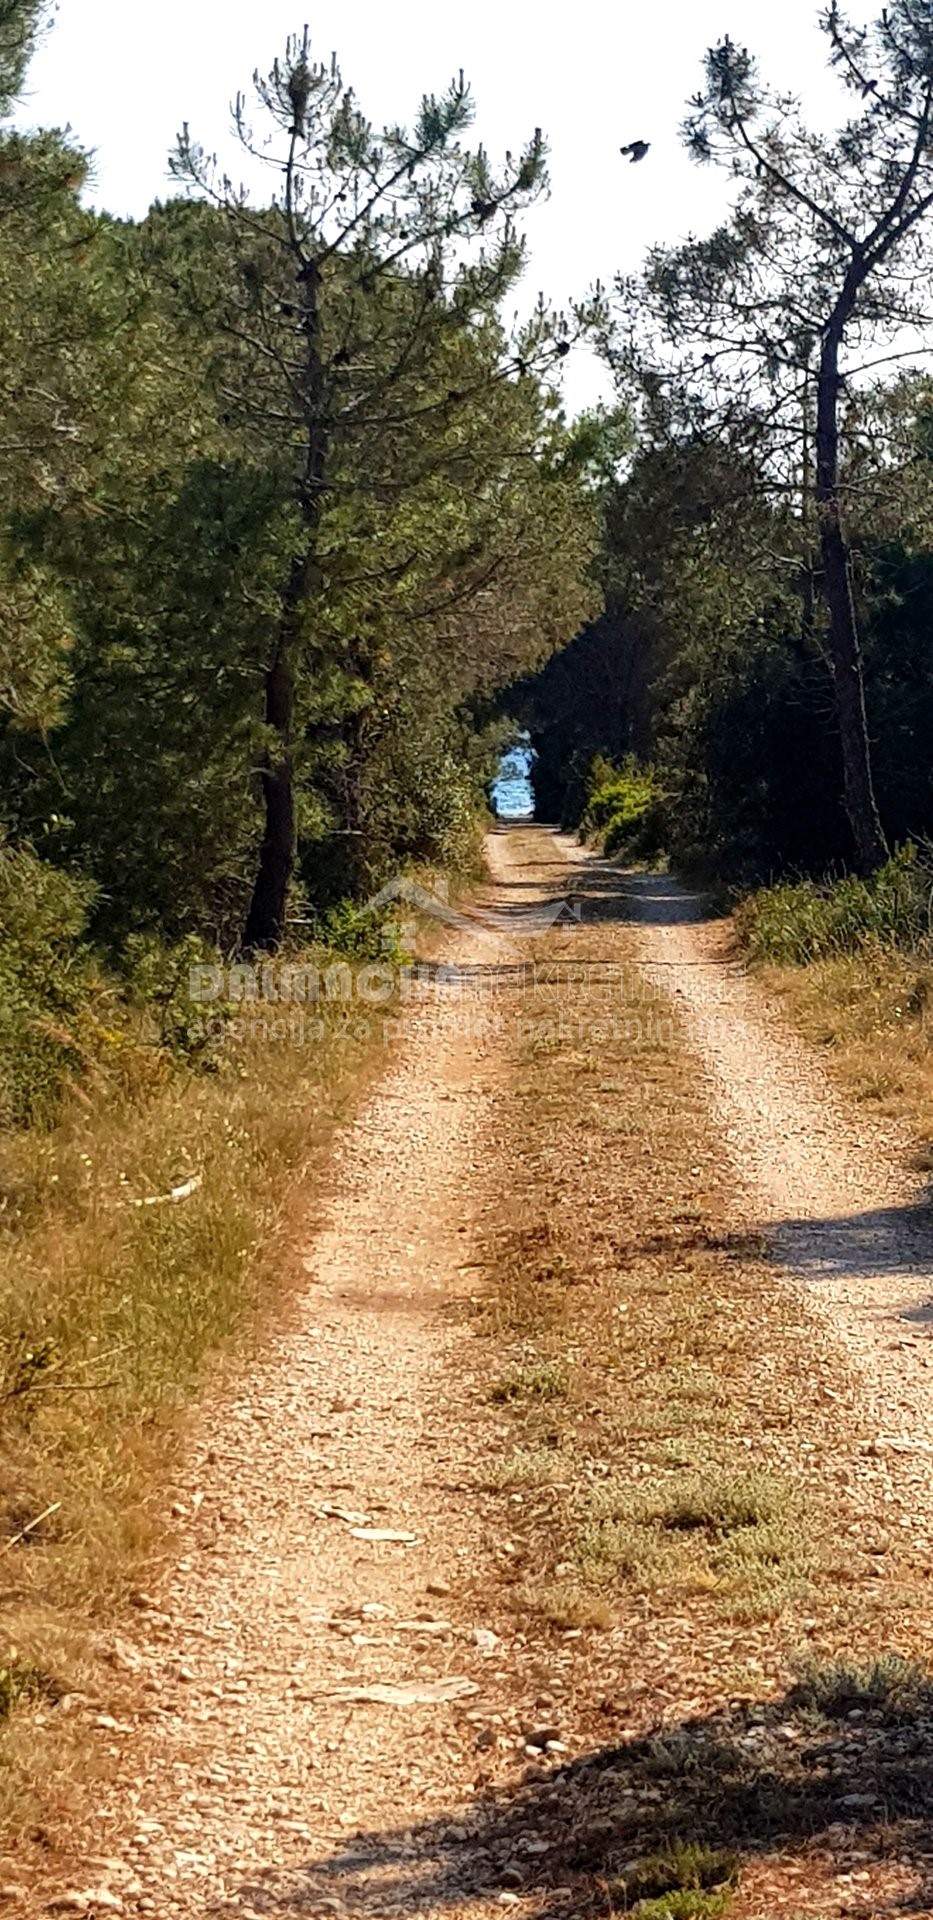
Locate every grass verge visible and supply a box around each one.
[0,980,385,1845]
[733,846,933,1153]
[753,947,933,1150]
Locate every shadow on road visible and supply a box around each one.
[773,1203,933,1291]
[216,1671,933,1916]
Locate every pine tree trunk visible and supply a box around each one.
[815,321,888,874]
[242,248,328,952]
[243,630,297,953]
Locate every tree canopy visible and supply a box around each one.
[0,22,598,968]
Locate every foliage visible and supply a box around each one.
[0,843,97,1127]
[167,33,596,948]
[519,430,849,882]
[120,933,232,1060]
[583,754,666,860]
[0,16,595,1130]
[788,1654,933,1721]
[315,899,408,962]
[620,1842,739,1915]
[734,845,933,965]
[605,2,933,873]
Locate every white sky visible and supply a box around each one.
[16,0,874,413]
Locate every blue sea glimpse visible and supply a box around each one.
[491,741,535,820]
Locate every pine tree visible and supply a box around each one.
[614,1,933,872]
[172,32,571,949]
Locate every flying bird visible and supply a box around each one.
[621,140,650,163]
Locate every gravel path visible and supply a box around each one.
[35,864,545,1920]
[562,846,933,1451]
[22,827,933,1919]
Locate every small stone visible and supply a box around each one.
[0,1890,25,1908]
[102,1638,143,1674]
[426,1578,450,1597]
[45,1897,89,1915]
[524,1725,560,1751]
[473,1627,500,1655]
[500,1865,524,1889]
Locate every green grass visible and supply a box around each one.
[735,844,933,966]
[628,1893,732,1920]
[490,1361,569,1403]
[609,1843,739,1917]
[575,1470,813,1606]
[788,1653,933,1720]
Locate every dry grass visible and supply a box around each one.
[473,921,891,1644]
[0,986,385,1841]
[757,949,933,1152]
[485,1445,569,1491]
[574,1466,816,1612]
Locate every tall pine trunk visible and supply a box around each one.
[242,567,302,953]
[242,255,327,953]
[815,316,888,874]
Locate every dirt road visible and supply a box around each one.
[573,853,933,1448]
[19,826,933,1920]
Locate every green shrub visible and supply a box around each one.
[316,898,409,962]
[0,842,97,1127]
[0,1658,61,1721]
[788,1653,933,1720]
[735,844,933,965]
[614,1843,739,1917]
[630,1893,732,1920]
[121,930,232,1062]
[584,755,667,861]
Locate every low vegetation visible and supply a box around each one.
[0,844,100,1128]
[582,755,666,862]
[733,844,933,1151]
[0,963,385,1832]
[734,844,933,966]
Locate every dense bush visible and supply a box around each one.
[734,845,933,965]
[0,843,98,1126]
[583,756,667,861]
